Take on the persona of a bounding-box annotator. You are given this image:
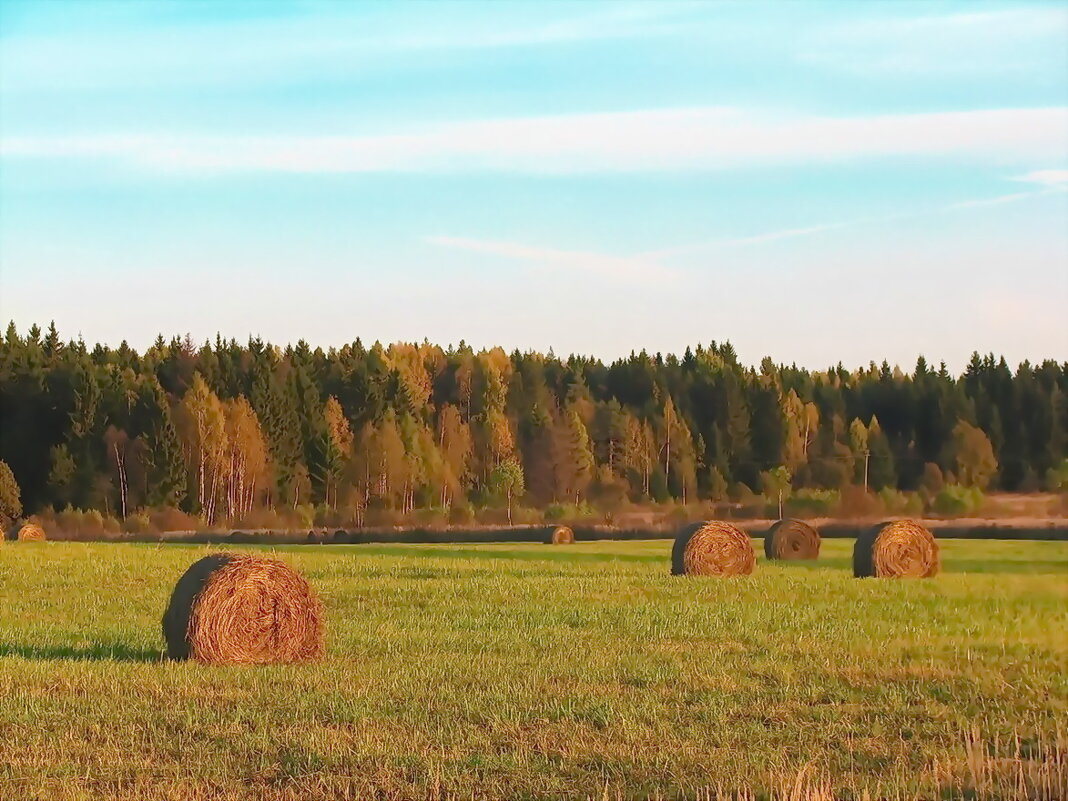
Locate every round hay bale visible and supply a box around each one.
[671,521,755,576]
[12,522,46,542]
[161,553,325,664]
[764,518,821,560]
[549,525,574,545]
[853,519,940,578]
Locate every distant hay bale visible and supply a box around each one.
[161,553,325,664]
[853,519,940,578]
[672,521,755,576]
[764,518,821,560]
[549,525,574,545]
[9,522,46,542]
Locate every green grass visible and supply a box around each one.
[1,538,1066,800]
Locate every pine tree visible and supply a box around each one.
[866,416,896,491]
[140,379,186,509]
[250,366,305,507]
[0,459,21,528]
[749,381,785,473]
[553,409,594,503]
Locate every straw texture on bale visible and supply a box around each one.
[853,519,940,578]
[764,518,821,560]
[671,521,755,576]
[10,522,46,542]
[162,553,325,664]
[549,525,575,545]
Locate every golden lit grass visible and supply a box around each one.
[0,538,1065,800]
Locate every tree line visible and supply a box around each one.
[0,321,1065,526]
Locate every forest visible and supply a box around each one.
[0,321,1065,530]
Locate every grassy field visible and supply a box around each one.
[1,538,1066,800]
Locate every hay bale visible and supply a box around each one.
[549,525,574,545]
[161,553,325,664]
[853,519,940,578]
[764,518,821,560]
[9,522,46,542]
[672,521,755,576]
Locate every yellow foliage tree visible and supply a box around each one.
[224,396,268,521]
[177,374,228,524]
[952,421,998,490]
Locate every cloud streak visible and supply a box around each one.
[800,7,1068,74]
[493,182,1068,267]
[0,4,696,92]
[3,107,1066,175]
[650,184,1067,259]
[1014,169,1068,186]
[642,222,856,260]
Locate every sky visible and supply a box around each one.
[0,0,1066,371]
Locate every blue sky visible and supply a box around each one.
[0,0,1065,370]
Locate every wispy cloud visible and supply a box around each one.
[425,236,674,283]
[428,181,1064,278]
[1014,169,1068,186]
[4,107,1065,174]
[644,184,1068,260]
[816,7,1068,41]
[0,4,695,92]
[642,223,854,260]
[944,190,1056,210]
[800,7,1068,74]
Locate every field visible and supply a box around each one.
[1,538,1066,800]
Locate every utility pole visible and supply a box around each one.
[863,448,870,493]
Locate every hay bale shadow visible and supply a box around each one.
[161,553,234,660]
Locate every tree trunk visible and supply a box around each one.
[113,442,128,520]
[196,409,206,514]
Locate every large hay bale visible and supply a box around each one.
[764,518,821,560]
[161,553,325,664]
[853,519,940,578]
[671,521,755,576]
[549,525,574,545]
[10,522,46,542]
